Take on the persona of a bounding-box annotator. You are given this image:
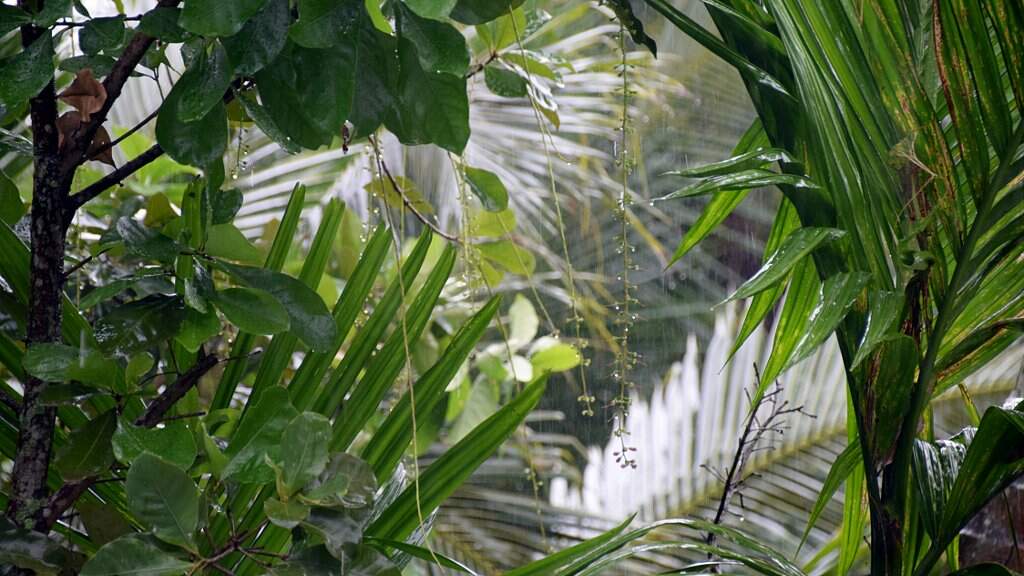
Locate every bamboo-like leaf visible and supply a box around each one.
[850,290,904,369]
[361,296,501,481]
[506,515,634,576]
[365,537,478,574]
[329,245,457,451]
[785,271,869,370]
[366,374,548,542]
[758,257,818,390]
[728,228,844,302]
[798,440,860,551]
[658,169,817,201]
[668,120,768,266]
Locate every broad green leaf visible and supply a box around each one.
[59,54,116,76]
[81,535,192,576]
[531,342,581,372]
[113,420,197,470]
[450,0,526,24]
[290,0,361,48]
[402,0,457,20]
[54,409,117,480]
[179,0,268,37]
[264,497,310,529]
[365,537,478,574]
[851,290,904,368]
[218,262,336,350]
[668,119,768,265]
[174,306,219,353]
[469,207,516,237]
[448,378,499,444]
[30,0,70,27]
[214,286,289,335]
[368,375,548,541]
[0,5,31,37]
[76,499,131,547]
[0,170,25,225]
[508,293,538,349]
[126,453,200,550]
[364,175,434,215]
[303,507,375,558]
[223,0,288,75]
[299,453,377,508]
[211,188,243,224]
[395,2,469,76]
[388,35,469,153]
[155,86,227,168]
[799,441,861,550]
[205,222,262,263]
[484,64,528,97]
[236,88,301,154]
[277,412,331,496]
[255,40,356,149]
[174,40,231,122]
[138,7,188,42]
[605,0,657,55]
[117,218,180,263]
[0,518,70,574]
[223,387,298,483]
[348,13,398,137]
[786,271,870,368]
[96,295,186,356]
[80,16,125,55]
[464,166,510,211]
[728,228,845,301]
[22,343,117,388]
[477,240,535,276]
[0,33,54,108]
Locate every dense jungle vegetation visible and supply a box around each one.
[0,0,1022,574]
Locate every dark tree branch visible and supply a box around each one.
[86,106,160,160]
[38,348,219,531]
[135,347,218,428]
[67,143,164,210]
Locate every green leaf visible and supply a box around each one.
[668,119,768,266]
[155,85,228,168]
[464,166,510,211]
[865,336,918,465]
[23,343,123,389]
[255,40,356,149]
[477,240,535,276]
[666,148,794,178]
[96,295,187,356]
[117,218,180,263]
[912,436,967,540]
[728,227,845,301]
[449,0,526,24]
[264,497,310,529]
[299,452,377,508]
[605,0,657,56]
[290,0,361,48]
[205,222,262,263]
[402,0,457,20]
[395,2,469,76]
[302,507,374,558]
[217,262,336,350]
[113,420,197,470]
[174,306,220,353]
[0,34,54,109]
[179,0,269,37]
[484,64,528,97]
[0,518,69,574]
[387,35,469,153]
[222,0,289,75]
[277,412,331,496]
[138,7,189,42]
[758,257,818,390]
[657,169,818,201]
[362,297,502,480]
[366,537,478,574]
[851,290,904,368]
[213,286,289,335]
[127,453,200,550]
[448,378,499,444]
[530,342,581,372]
[174,40,232,122]
[236,88,301,154]
[0,5,31,37]
[30,0,70,27]
[368,375,548,541]
[223,387,298,483]
[469,207,515,237]
[54,409,117,480]
[81,536,192,576]
[508,293,538,349]
[799,441,861,551]
[507,515,634,576]
[80,16,125,55]
[211,188,243,224]
[786,271,870,368]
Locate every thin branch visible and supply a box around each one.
[67,143,164,210]
[62,246,112,279]
[135,347,218,428]
[368,134,460,242]
[87,106,160,160]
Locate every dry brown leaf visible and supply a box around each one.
[58,69,107,122]
[56,110,83,151]
[88,126,115,167]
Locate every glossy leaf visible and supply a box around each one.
[728,227,844,301]
[222,0,289,75]
[112,420,197,471]
[155,87,227,168]
[465,166,510,212]
[126,453,200,550]
[213,286,289,335]
[54,409,117,481]
[786,271,870,369]
[799,441,861,550]
[657,169,817,201]
[450,0,526,24]
[223,387,298,483]
[179,0,268,37]
[79,17,125,55]
[366,537,478,574]
[395,3,469,76]
[290,0,361,48]
[851,290,904,368]
[95,295,186,356]
[0,34,54,108]
[81,536,191,576]
[174,40,232,123]
[277,412,331,496]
